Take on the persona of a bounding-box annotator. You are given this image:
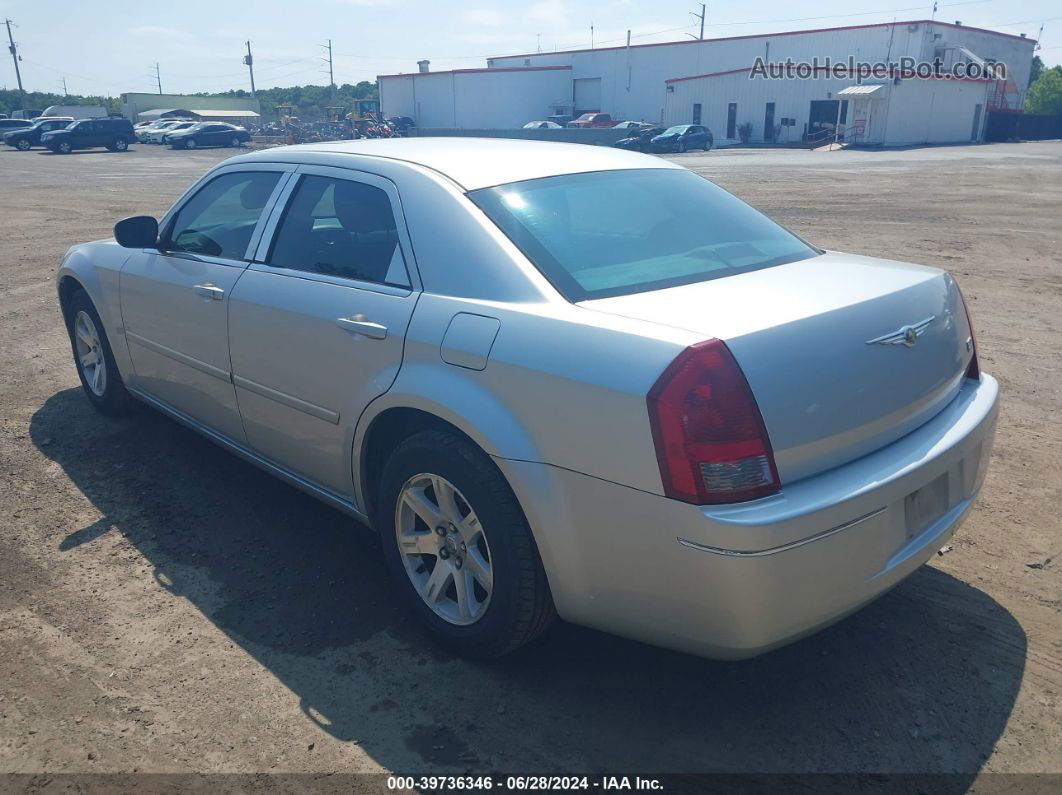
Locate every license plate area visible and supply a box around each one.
[904,474,950,540]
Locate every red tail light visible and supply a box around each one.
[647,339,780,505]
[955,279,980,381]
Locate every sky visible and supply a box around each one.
[1,0,1059,97]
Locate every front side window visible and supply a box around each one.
[266,175,410,287]
[166,171,281,259]
[470,168,820,301]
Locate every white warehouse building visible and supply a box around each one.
[379,19,1036,146]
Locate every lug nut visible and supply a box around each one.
[460,542,467,553]
[455,557,463,569]
[439,547,450,560]
[435,526,446,536]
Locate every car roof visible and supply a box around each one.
[235,137,681,191]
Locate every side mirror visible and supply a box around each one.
[114,215,158,249]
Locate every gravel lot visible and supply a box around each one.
[1,141,1060,781]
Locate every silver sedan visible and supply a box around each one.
[56,139,998,659]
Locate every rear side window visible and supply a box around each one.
[166,171,281,260]
[469,168,820,301]
[266,175,410,287]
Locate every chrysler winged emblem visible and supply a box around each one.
[865,316,935,348]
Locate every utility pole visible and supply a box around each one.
[153,62,162,94]
[243,40,256,96]
[59,76,68,96]
[321,39,335,104]
[5,18,25,106]
[691,3,706,40]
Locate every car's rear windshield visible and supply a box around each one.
[468,168,820,301]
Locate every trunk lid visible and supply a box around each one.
[580,251,975,484]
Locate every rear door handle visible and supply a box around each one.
[193,282,225,300]
[336,314,388,340]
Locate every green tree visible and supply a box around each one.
[0,88,119,117]
[1026,67,1062,115]
[1028,55,1044,87]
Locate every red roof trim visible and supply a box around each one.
[666,66,993,84]
[377,65,571,79]
[488,19,1037,61]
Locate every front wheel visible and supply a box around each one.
[16,139,31,151]
[229,136,241,147]
[184,138,197,149]
[66,289,132,416]
[678,141,687,153]
[378,429,555,658]
[56,141,72,154]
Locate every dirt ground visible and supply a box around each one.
[0,141,1060,783]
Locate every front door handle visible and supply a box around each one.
[193,282,225,300]
[336,314,388,340]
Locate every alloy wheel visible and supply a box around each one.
[395,473,493,626]
[73,310,107,396]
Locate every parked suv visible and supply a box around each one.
[41,118,135,153]
[4,116,75,150]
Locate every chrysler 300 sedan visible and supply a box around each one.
[57,139,998,659]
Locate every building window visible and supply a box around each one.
[692,103,702,124]
[726,103,737,139]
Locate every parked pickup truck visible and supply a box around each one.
[567,112,616,128]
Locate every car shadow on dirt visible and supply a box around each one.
[31,388,1026,780]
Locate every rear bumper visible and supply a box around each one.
[497,374,998,659]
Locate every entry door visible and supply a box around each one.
[764,102,775,142]
[228,165,420,500]
[120,166,291,441]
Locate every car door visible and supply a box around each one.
[87,120,110,147]
[200,125,224,146]
[227,165,420,501]
[120,164,292,442]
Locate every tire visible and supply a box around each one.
[16,139,31,151]
[378,429,555,658]
[703,139,712,151]
[229,136,241,147]
[184,138,197,150]
[65,289,132,416]
[57,141,72,154]
[678,141,687,153]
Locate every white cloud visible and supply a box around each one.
[527,0,568,28]
[128,25,193,39]
[462,8,505,27]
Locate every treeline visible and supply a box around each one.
[0,89,120,116]
[2,81,378,121]
[203,82,378,121]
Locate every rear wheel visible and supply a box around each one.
[114,138,129,151]
[66,289,132,416]
[378,429,555,658]
[703,139,712,151]
[16,139,31,151]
